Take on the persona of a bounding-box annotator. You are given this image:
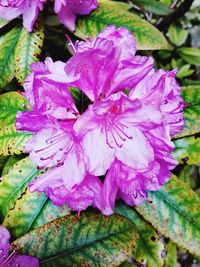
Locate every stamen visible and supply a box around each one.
[3,250,17,265]
[65,34,77,53]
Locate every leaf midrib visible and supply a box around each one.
[0,168,39,215]
[154,189,200,231]
[40,224,133,264]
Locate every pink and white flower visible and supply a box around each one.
[0,0,46,32]
[54,0,98,31]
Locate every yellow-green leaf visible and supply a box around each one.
[14,21,44,85]
[75,0,169,50]
[136,176,200,256]
[12,213,138,266]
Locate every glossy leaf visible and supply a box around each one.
[168,25,188,47]
[173,136,200,165]
[0,124,31,156]
[115,202,165,267]
[12,213,138,266]
[178,47,200,66]
[75,0,169,50]
[130,0,171,15]
[166,241,177,267]
[0,27,21,88]
[0,92,29,127]
[175,85,200,138]
[136,176,200,256]
[0,157,40,221]
[3,189,70,239]
[14,21,44,85]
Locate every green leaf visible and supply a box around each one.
[173,136,200,165]
[14,21,44,85]
[178,47,200,66]
[0,157,40,221]
[12,213,138,266]
[168,25,188,47]
[176,64,194,79]
[0,27,21,87]
[0,18,9,29]
[136,176,200,256]
[131,0,171,15]
[115,202,165,267]
[75,0,169,50]
[166,241,177,267]
[0,92,29,127]
[0,124,31,156]
[3,189,70,239]
[2,155,24,176]
[174,85,200,138]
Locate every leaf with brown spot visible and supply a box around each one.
[11,213,138,266]
[14,19,44,85]
[115,202,165,267]
[136,176,200,256]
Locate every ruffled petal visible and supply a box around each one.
[22,1,40,32]
[0,6,21,20]
[57,4,76,31]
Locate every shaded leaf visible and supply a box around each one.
[12,213,138,266]
[2,155,24,176]
[0,124,31,156]
[175,85,200,138]
[14,21,44,85]
[178,47,200,66]
[131,0,171,15]
[168,24,188,47]
[178,165,199,190]
[0,27,21,87]
[173,136,200,165]
[166,241,177,267]
[136,176,200,256]
[115,202,165,267]
[75,0,169,50]
[0,157,40,221]
[0,92,29,127]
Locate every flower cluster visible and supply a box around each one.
[0,0,98,32]
[16,26,184,215]
[0,226,39,267]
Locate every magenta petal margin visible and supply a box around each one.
[16,26,184,215]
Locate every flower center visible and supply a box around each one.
[0,0,24,7]
[104,117,133,149]
[35,132,73,166]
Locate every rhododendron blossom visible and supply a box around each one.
[0,0,46,32]
[0,226,39,267]
[17,26,184,215]
[54,0,98,31]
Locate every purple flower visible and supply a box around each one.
[64,26,184,214]
[17,26,184,215]
[0,0,46,32]
[0,226,39,267]
[54,0,98,31]
[129,69,184,136]
[16,57,102,211]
